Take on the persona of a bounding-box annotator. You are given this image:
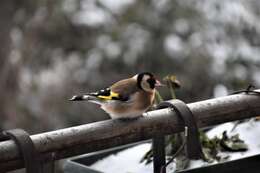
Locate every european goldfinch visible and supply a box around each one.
[69,72,164,119]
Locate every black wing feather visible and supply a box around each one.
[89,88,129,101]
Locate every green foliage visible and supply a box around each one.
[220,131,248,152]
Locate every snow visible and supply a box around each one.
[89,120,260,172]
[189,120,260,169]
[207,120,260,161]
[91,143,152,173]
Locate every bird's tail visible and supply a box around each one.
[69,94,103,104]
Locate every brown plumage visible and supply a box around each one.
[103,89,155,119]
[69,72,163,119]
[110,78,139,100]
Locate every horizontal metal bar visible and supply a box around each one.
[1,90,260,171]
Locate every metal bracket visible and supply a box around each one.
[3,129,41,173]
[152,134,166,173]
[156,99,204,159]
[41,152,56,173]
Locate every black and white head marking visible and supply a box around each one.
[136,72,156,91]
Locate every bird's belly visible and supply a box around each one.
[101,101,147,119]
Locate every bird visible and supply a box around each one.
[69,72,164,119]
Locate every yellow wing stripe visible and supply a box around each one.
[97,91,119,100]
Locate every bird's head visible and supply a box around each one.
[134,72,164,92]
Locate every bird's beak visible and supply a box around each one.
[155,79,165,87]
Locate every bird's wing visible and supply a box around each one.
[89,88,121,101]
[110,78,139,101]
[89,78,139,102]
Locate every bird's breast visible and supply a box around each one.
[101,90,155,119]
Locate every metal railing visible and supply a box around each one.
[0,90,260,172]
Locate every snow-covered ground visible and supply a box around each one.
[91,143,152,173]
[189,119,260,169]
[88,120,260,173]
[207,120,260,160]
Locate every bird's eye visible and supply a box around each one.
[146,78,156,89]
[147,78,155,83]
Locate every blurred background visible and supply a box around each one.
[1,0,260,134]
